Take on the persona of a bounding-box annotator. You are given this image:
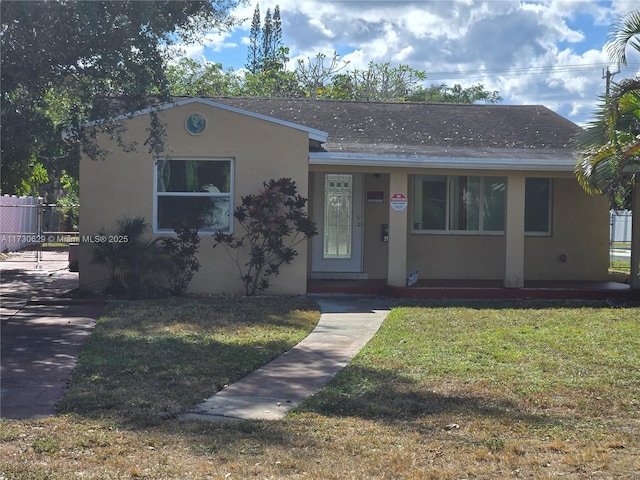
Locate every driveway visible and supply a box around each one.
[1,251,102,419]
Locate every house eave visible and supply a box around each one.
[309,152,578,172]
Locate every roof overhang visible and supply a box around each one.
[309,152,578,172]
[62,97,329,143]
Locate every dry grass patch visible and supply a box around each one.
[1,298,639,479]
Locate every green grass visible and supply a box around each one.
[302,301,640,422]
[610,258,631,273]
[56,296,321,426]
[2,298,639,479]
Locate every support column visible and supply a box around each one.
[504,173,526,288]
[387,171,408,287]
[631,181,640,289]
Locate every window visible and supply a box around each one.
[413,175,552,235]
[323,174,353,259]
[525,178,551,234]
[413,175,506,233]
[155,158,233,233]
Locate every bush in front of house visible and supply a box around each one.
[213,177,318,296]
[92,216,167,298]
[92,216,200,298]
[163,222,201,296]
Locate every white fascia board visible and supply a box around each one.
[309,152,577,172]
[62,97,328,143]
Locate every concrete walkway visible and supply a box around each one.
[182,295,398,422]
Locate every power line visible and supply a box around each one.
[425,63,640,81]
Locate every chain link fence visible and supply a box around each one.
[1,195,79,264]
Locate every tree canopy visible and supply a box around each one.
[245,3,284,75]
[167,51,501,105]
[1,0,240,198]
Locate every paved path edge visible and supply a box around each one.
[181,296,395,422]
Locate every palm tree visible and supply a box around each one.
[575,78,640,204]
[607,10,640,66]
[575,10,640,289]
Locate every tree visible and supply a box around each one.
[246,3,262,74]
[166,51,303,99]
[261,7,273,66]
[575,9,640,289]
[296,52,350,98]
[408,83,502,104]
[1,0,240,196]
[339,62,427,101]
[166,58,239,96]
[166,6,503,105]
[607,10,640,66]
[213,178,317,296]
[313,59,501,104]
[271,5,283,61]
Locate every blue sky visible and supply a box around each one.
[175,0,640,125]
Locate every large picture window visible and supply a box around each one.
[413,175,506,233]
[155,158,233,233]
[413,175,552,235]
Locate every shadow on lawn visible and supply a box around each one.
[57,334,302,427]
[56,297,321,428]
[99,296,321,329]
[297,364,558,429]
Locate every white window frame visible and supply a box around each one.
[153,157,234,234]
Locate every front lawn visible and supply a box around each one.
[1,298,638,479]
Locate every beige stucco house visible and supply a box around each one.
[76,97,612,296]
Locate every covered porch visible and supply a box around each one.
[307,278,639,301]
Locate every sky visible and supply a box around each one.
[176,0,640,126]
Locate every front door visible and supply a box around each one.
[312,173,363,273]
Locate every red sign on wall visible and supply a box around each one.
[390,193,408,211]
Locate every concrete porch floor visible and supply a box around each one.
[307,278,639,301]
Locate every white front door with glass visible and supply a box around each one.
[312,173,364,273]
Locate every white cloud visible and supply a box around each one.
[611,0,640,17]
[202,31,238,52]
[342,49,368,70]
[394,45,415,63]
[165,43,207,64]
[181,0,639,125]
[308,17,336,39]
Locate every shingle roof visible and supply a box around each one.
[208,97,582,160]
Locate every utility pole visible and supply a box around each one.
[602,64,621,138]
[602,64,621,100]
